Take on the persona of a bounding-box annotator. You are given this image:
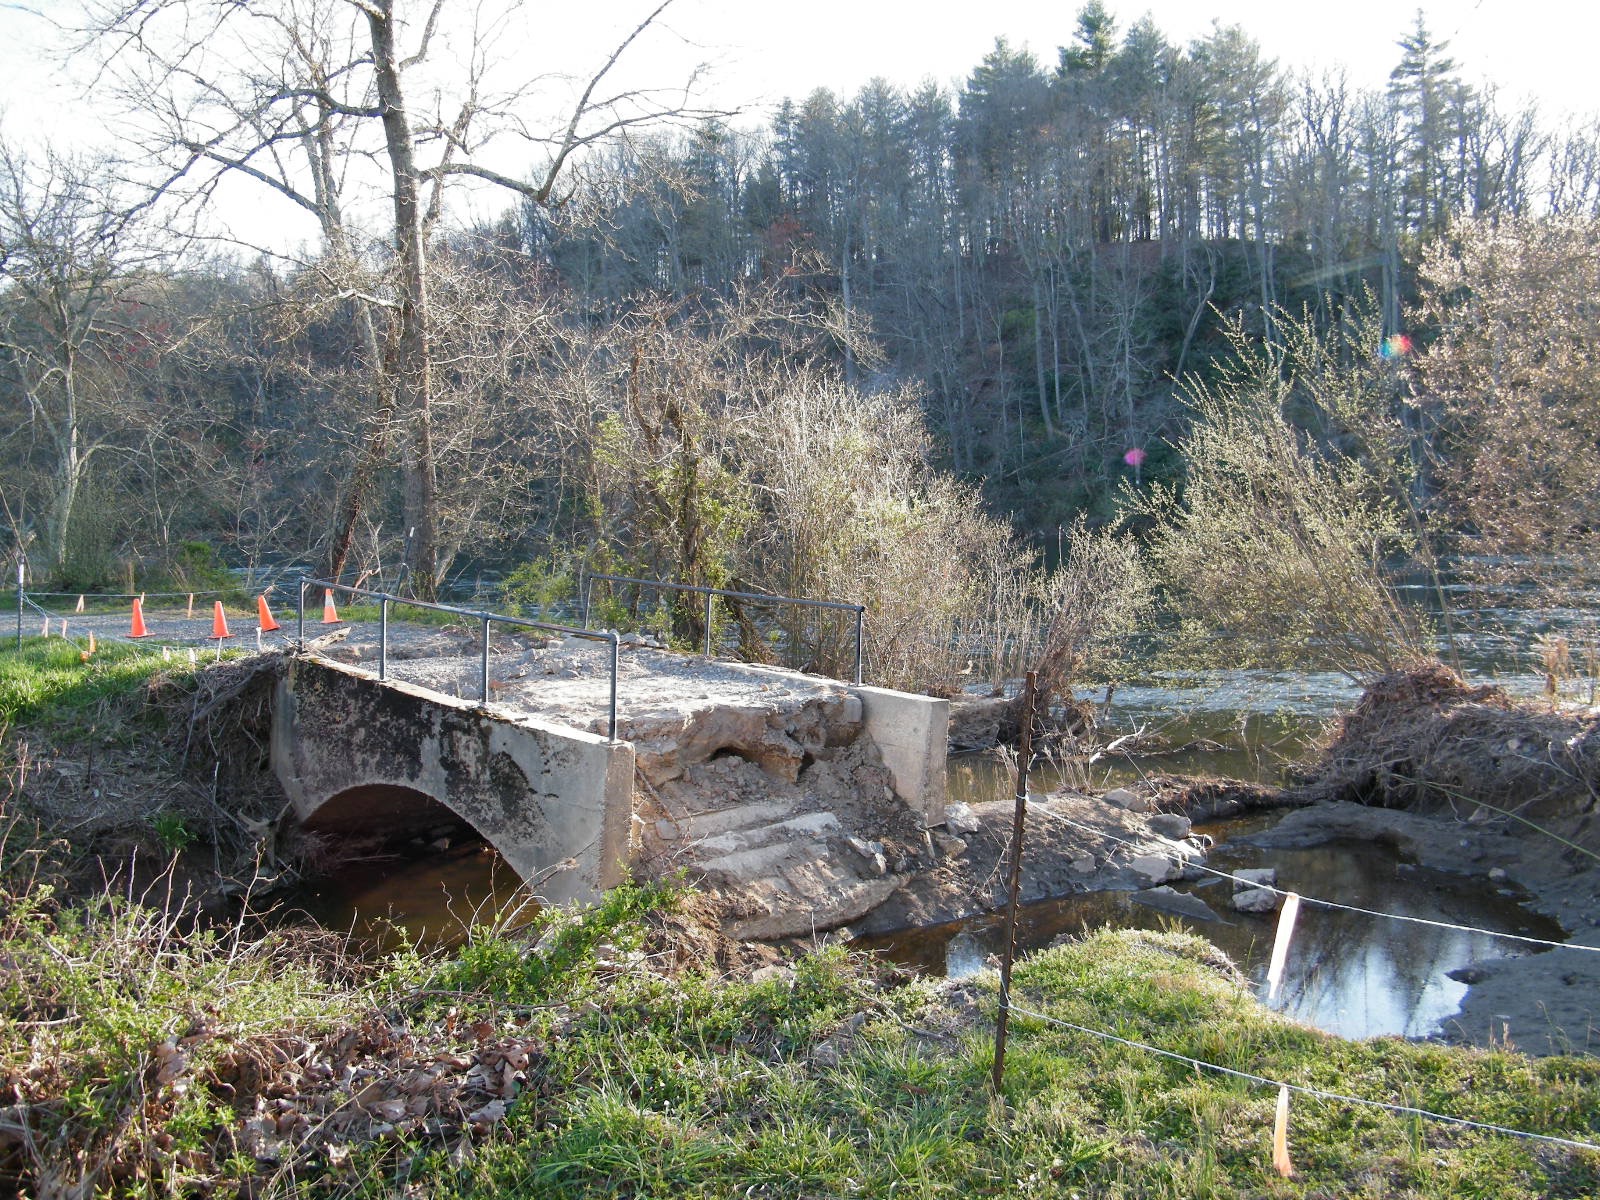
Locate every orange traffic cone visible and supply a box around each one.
[322,589,341,624]
[209,600,233,640]
[257,594,281,632]
[129,597,150,638]
[87,632,96,655]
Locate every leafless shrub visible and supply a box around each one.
[1137,304,1432,682]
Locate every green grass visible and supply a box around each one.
[330,599,472,628]
[402,931,1598,1200]
[3,857,1597,1199]
[0,815,397,1197]
[0,636,186,727]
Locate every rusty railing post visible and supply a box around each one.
[853,606,865,685]
[379,596,389,681]
[991,669,1038,1097]
[606,631,620,741]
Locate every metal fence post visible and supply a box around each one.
[704,591,714,659]
[15,558,23,649]
[606,632,620,741]
[296,576,306,650]
[580,573,591,629]
[479,614,492,703]
[853,606,865,685]
[379,596,389,681]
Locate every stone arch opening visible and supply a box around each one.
[299,783,486,864]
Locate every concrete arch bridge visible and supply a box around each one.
[270,641,946,935]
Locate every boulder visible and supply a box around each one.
[1133,885,1220,923]
[1103,787,1149,813]
[1147,813,1192,840]
[944,801,981,835]
[1130,853,1177,884]
[1232,866,1280,913]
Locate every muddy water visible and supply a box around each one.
[289,842,532,953]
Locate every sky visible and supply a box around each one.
[0,0,1594,251]
[688,0,1599,123]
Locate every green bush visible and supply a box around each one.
[501,554,577,621]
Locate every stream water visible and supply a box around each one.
[856,817,1565,1041]
[290,842,530,953]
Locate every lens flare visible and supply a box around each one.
[1380,333,1413,359]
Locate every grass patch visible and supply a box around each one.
[410,930,1598,1199]
[305,599,480,632]
[0,637,187,728]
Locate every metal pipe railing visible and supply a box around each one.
[297,575,623,741]
[579,571,866,685]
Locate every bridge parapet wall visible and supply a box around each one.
[271,657,634,905]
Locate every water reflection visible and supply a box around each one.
[858,834,1566,1042]
[291,841,531,953]
[948,705,1320,797]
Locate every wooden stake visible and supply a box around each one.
[1272,1084,1295,1177]
[1266,892,1302,1001]
[991,669,1038,1096]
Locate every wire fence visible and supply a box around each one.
[1003,1000,1600,1154]
[1025,801,1600,956]
[986,742,1600,1161]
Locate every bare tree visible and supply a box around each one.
[0,140,164,578]
[1418,215,1600,602]
[84,0,717,597]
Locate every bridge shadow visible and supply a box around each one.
[300,783,478,854]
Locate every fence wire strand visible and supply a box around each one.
[1004,1000,1600,1153]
